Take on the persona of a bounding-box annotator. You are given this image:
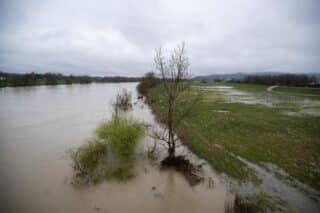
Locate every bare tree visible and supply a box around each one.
[154,42,200,159]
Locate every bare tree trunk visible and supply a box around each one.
[154,42,193,160]
[167,94,175,158]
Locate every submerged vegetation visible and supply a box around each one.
[70,117,144,184]
[96,117,145,159]
[69,87,145,184]
[70,140,109,183]
[113,89,133,112]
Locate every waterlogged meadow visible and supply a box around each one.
[147,82,320,212]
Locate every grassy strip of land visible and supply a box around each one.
[147,85,260,183]
[273,86,320,97]
[147,84,320,190]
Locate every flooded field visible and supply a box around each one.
[0,83,232,213]
[200,86,320,116]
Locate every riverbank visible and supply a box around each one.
[0,71,141,88]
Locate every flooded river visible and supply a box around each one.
[0,83,231,213]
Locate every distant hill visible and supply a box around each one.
[193,72,246,81]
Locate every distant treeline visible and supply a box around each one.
[0,72,141,87]
[236,74,317,87]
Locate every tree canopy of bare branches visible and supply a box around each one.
[154,42,200,158]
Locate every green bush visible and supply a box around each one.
[96,117,145,159]
[70,117,145,184]
[69,140,108,183]
[137,72,159,95]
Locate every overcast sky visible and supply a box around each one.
[0,0,319,76]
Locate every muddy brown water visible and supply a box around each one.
[0,83,232,213]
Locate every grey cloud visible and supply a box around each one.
[0,0,319,76]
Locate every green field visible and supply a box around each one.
[147,83,320,190]
[273,86,320,97]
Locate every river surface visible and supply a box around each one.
[0,83,231,213]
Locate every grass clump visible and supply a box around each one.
[70,117,145,184]
[96,117,145,159]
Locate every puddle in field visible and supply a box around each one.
[231,155,320,212]
[213,110,230,113]
[209,143,320,212]
[200,86,320,116]
[0,83,233,213]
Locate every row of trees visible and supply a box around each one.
[240,74,316,86]
[0,72,141,87]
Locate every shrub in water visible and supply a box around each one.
[96,117,145,159]
[104,161,135,180]
[70,117,145,184]
[69,140,108,183]
[114,89,132,111]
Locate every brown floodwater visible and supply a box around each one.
[0,83,232,213]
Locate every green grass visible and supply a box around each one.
[148,85,260,183]
[273,86,320,97]
[147,84,320,190]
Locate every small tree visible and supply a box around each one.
[112,89,132,118]
[154,42,199,159]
